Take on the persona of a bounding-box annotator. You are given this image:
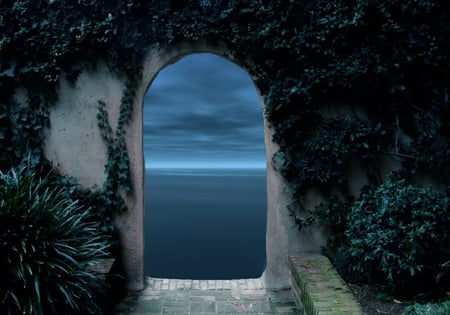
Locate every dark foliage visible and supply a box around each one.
[338,178,450,297]
[0,166,111,314]
[405,300,450,315]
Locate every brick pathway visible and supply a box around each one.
[115,277,303,314]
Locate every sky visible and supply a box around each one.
[143,53,266,169]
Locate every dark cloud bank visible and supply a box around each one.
[143,53,266,168]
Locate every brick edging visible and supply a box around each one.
[289,254,364,315]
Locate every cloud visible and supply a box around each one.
[143,53,266,168]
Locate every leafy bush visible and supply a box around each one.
[404,300,450,315]
[340,177,450,296]
[0,166,111,315]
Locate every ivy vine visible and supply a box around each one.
[1,0,449,253]
[95,76,139,215]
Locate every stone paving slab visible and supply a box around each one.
[115,277,302,315]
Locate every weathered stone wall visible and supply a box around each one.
[44,62,124,189]
[43,41,328,291]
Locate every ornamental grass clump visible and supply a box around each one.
[341,177,450,297]
[0,166,111,315]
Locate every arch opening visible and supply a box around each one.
[143,53,267,279]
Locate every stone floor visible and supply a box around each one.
[115,277,303,314]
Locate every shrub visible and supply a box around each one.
[404,300,450,315]
[340,177,450,296]
[0,166,111,314]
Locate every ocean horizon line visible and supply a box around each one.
[145,166,267,169]
[145,167,267,177]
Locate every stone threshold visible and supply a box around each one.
[115,277,303,314]
[145,277,265,291]
[289,254,364,315]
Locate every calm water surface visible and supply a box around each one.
[144,168,267,279]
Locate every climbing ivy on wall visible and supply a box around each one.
[1,1,449,247]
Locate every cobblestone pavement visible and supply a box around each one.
[115,277,303,314]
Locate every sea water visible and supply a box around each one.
[144,168,267,279]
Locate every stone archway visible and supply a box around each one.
[43,40,327,292]
[119,41,325,291]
